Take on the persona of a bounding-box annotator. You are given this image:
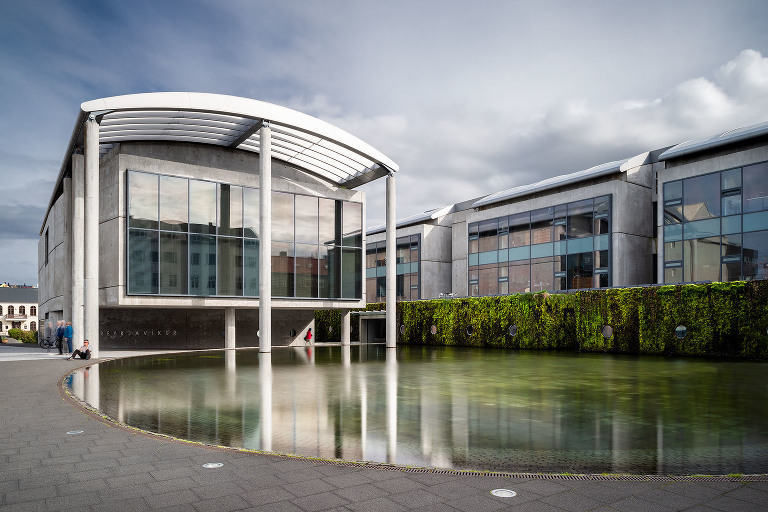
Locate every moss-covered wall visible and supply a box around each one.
[314,281,768,358]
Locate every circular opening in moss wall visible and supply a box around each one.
[509,325,518,337]
[328,326,333,334]
[289,329,297,337]
[400,325,405,334]
[602,325,613,338]
[466,325,474,336]
[675,325,688,339]
[430,325,437,335]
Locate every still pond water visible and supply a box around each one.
[67,345,768,474]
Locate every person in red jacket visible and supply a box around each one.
[304,328,312,345]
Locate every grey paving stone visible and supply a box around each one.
[726,484,768,505]
[426,480,486,500]
[706,494,763,512]
[322,471,374,489]
[283,478,338,497]
[444,494,513,512]
[241,486,297,506]
[388,488,445,508]
[334,483,392,502]
[44,490,103,511]
[541,490,605,511]
[291,490,351,511]
[191,480,247,500]
[610,495,676,512]
[371,476,427,494]
[147,475,198,493]
[4,485,60,504]
[343,496,407,512]
[192,493,252,512]
[145,488,200,509]
[91,496,153,512]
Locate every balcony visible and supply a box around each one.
[3,314,27,320]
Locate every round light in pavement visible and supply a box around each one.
[66,430,84,435]
[491,489,517,498]
[202,462,224,469]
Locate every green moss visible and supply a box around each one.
[313,281,768,358]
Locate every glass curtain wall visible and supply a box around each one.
[365,235,421,302]
[663,162,768,283]
[127,170,363,299]
[468,196,611,296]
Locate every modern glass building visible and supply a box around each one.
[661,162,768,283]
[467,196,611,295]
[365,234,420,302]
[38,93,398,353]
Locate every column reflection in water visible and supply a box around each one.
[259,352,272,451]
[225,349,237,396]
[385,347,397,464]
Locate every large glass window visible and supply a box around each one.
[364,235,420,302]
[128,171,158,229]
[663,162,768,283]
[468,196,611,296]
[218,184,243,237]
[127,171,362,299]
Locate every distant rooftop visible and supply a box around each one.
[0,287,38,304]
[659,120,768,161]
[367,204,455,235]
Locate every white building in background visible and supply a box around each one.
[0,287,38,333]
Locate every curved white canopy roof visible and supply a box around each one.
[80,92,398,184]
[43,93,398,233]
[659,120,768,161]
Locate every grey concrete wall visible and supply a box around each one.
[613,233,654,286]
[99,307,313,349]
[452,220,468,296]
[450,168,655,289]
[38,180,70,324]
[656,145,768,282]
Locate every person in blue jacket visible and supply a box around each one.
[64,321,74,355]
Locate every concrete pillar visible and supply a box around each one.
[71,154,85,350]
[385,348,397,463]
[385,175,396,348]
[340,309,351,346]
[259,352,272,450]
[225,307,236,349]
[62,177,72,326]
[84,116,100,358]
[259,122,272,353]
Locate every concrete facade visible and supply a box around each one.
[40,140,371,349]
[367,126,768,298]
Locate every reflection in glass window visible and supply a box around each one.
[743,230,768,281]
[342,248,362,298]
[319,245,340,298]
[160,232,188,294]
[683,236,720,282]
[217,237,243,296]
[128,171,158,229]
[531,208,553,244]
[243,239,259,296]
[342,202,362,247]
[295,196,319,244]
[319,198,340,246]
[567,199,593,238]
[683,173,720,220]
[159,176,188,232]
[243,187,259,238]
[189,180,217,234]
[190,235,216,296]
[478,263,498,296]
[567,252,593,289]
[128,230,158,293]
[478,219,498,252]
[743,162,768,213]
[509,261,530,293]
[295,243,318,298]
[272,191,294,242]
[218,184,243,237]
[272,241,294,297]
[509,212,530,247]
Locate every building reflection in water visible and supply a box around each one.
[68,346,768,475]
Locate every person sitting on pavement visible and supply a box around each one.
[67,340,92,360]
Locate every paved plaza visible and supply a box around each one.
[1,341,767,511]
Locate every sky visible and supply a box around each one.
[2,0,768,286]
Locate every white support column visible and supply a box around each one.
[84,116,100,358]
[385,175,396,348]
[71,153,85,351]
[225,307,236,349]
[62,177,72,325]
[259,122,272,353]
[340,309,351,346]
